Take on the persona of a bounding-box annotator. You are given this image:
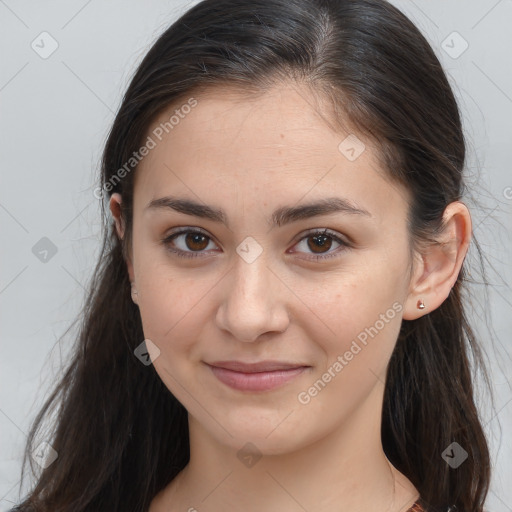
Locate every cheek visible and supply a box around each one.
[135,268,211,400]
[133,247,213,351]
[316,292,402,373]
[300,257,406,368]
[295,282,403,421]
[138,276,209,346]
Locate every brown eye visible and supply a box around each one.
[162,229,217,259]
[183,232,209,251]
[291,228,350,261]
[162,227,350,261]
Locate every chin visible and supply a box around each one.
[219,419,310,456]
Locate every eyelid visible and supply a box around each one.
[161,226,352,260]
[161,226,219,258]
[291,227,352,246]
[287,228,351,260]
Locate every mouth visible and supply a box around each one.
[207,360,310,373]
[205,360,311,392]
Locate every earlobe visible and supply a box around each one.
[109,192,125,240]
[109,192,136,287]
[131,282,138,305]
[402,201,471,320]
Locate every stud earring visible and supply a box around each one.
[417,299,426,310]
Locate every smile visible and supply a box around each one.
[206,364,309,392]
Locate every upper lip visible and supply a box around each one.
[207,360,309,373]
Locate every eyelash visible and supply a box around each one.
[161,227,351,261]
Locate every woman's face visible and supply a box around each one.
[122,82,417,454]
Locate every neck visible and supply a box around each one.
[154,383,419,512]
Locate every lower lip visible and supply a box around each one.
[207,364,308,392]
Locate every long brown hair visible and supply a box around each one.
[12,0,495,510]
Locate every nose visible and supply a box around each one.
[215,253,290,343]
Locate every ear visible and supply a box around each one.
[402,201,472,320]
[109,192,135,285]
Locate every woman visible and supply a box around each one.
[11,0,492,510]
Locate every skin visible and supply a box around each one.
[109,81,472,512]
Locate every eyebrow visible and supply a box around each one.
[145,195,372,228]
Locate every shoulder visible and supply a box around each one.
[407,501,426,512]
[409,500,459,512]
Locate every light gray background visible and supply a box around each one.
[1,1,511,510]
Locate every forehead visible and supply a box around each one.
[133,82,410,223]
